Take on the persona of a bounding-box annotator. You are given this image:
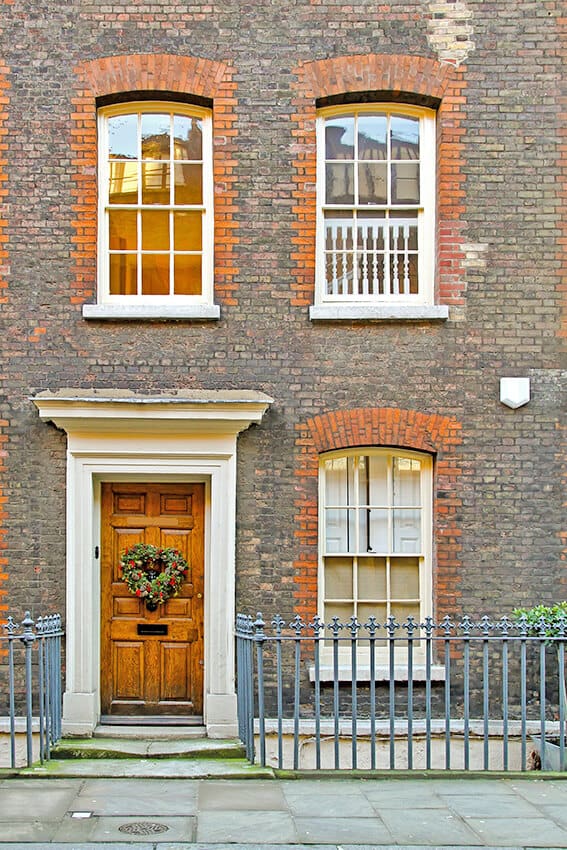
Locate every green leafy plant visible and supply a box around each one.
[513,602,567,640]
[513,602,567,738]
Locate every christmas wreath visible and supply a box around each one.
[120,543,188,610]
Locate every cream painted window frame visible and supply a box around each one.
[84,101,218,321]
[311,104,447,322]
[316,447,433,676]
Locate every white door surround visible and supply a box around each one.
[33,389,273,738]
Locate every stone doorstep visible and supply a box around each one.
[51,731,246,760]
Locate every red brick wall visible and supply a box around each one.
[293,407,463,622]
[289,53,467,307]
[0,58,9,621]
[70,54,239,308]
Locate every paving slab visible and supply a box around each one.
[199,779,287,810]
[284,790,377,818]
[464,817,567,847]
[294,815,393,844]
[0,780,80,821]
[196,810,297,844]
[71,777,198,816]
[507,780,567,804]
[379,807,484,845]
[440,793,542,819]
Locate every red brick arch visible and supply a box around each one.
[289,53,467,308]
[70,54,239,307]
[293,407,463,621]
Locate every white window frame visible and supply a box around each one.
[84,101,219,320]
[316,448,434,676]
[311,104,447,322]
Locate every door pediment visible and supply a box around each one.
[33,389,273,436]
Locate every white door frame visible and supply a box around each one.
[33,391,272,737]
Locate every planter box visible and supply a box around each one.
[531,736,567,771]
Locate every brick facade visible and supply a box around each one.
[0,57,9,621]
[0,0,564,644]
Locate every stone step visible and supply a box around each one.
[51,734,246,761]
[20,756,274,779]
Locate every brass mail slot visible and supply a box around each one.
[137,624,168,636]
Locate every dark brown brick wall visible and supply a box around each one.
[0,0,563,624]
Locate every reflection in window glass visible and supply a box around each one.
[103,104,209,300]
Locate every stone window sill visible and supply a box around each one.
[82,304,220,321]
[309,665,446,683]
[309,304,449,322]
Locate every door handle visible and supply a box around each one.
[197,593,203,599]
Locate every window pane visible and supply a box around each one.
[142,210,169,251]
[358,115,387,160]
[393,456,421,506]
[141,113,170,160]
[392,509,421,554]
[358,602,387,628]
[358,162,387,204]
[324,456,348,504]
[141,163,170,204]
[392,163,419,204]
[390,557,420,599]
[326,163,354,205]
[142,253,169,295]
[390,116,419,160]
[325,116,354,160]
[358,557,387,599]
[367,509,388,553]
[325,602,354,626]
[108,114,137,159]
[174,211,202,251]
[109,162,138,204]
[366,454,388,504]
[325,508,351,553]
[174,253,202,295]
[390,603,420,626]
[324,557,353,600]
[109,210,137,251]
[109,253,137,295]
[174,163,203,205]
[174,115,202,160]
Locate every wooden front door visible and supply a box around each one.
[101,482,204,718]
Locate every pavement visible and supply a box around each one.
[1,774,567,848]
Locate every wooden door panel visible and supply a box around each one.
[113,642,144,701]
[101,482,204,717]
[161,643,192,701]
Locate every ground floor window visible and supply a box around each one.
[320,448,432,635]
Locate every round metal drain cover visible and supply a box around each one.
[118,822,170,835]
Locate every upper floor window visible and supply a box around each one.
[313,105,438,319]
[90,102,217,319]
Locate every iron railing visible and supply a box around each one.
[1,611,64,768]
[236,612,567,772]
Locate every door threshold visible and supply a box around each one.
[100,715,204,727]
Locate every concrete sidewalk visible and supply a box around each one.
[0,775,567,847]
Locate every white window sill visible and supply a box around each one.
[309,665,446,683]
[309,304,449,322]
[82,304,221,321]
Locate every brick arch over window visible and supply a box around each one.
[293,407,463,622]
[70,54,238,307]
[289,53,467,308]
